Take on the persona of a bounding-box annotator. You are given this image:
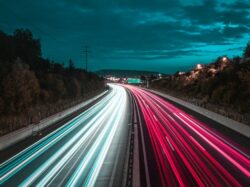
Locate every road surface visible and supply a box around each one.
[1,84,249,187]
[125,85,249,187]
[0,84,130,187]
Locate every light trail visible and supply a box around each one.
[125,85,249,186]
[0,84,129,186]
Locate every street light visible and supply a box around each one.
[196,64,202,70]
[222,56,228,62]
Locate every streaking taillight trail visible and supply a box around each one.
[125,85,249,187]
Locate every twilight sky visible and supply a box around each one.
[0,0,249,73]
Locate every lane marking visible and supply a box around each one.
[166,137,175,151]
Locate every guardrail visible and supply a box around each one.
[0,91,108,151]
[148,89,250,138]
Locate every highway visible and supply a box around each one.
[125,85,249,187]
[1,83,249,187]
[0,84,130,187]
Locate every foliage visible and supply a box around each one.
[0,29,105,118]
[151,41,250,113]
[243,41,250,58]
[3,59,40,113]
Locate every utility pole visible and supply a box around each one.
[83,46,90,72]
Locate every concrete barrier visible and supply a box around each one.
[0,91,108,150]
[148,89,250,138]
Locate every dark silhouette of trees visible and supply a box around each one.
[3,58,40,113]
[45,73,66,100]
[151,41,250,115]
[0,97,4,114]
[0,29,105,134]
[243,41,250,59]
[68,59,75,72]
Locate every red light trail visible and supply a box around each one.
[125,85,249,186]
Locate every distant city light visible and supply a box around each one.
[107,76,120,82]
[196,64,202,70]
[222,57,228,62]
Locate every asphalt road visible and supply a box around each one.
[0,84,130,187]
[125,85,249,187]
[1,84,249,187]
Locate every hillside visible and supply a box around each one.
[0,29,105,135]
[151,42,250,124]
[96,69,164,77]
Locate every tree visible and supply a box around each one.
[0,97,4,113]
[45,74,66,100]
[3,59,40,113]
[68,59,75,72]
[0,29,105,134]
[0,29,105,109]
[13,29,41,64]
[66,78,81,98]
[53,63,64,74]
[0,31,13,61]
[243,41,250,59]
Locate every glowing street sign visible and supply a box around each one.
[127,78,141,84]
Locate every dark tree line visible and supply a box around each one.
[0,29,105,134]
[151,41,250,122]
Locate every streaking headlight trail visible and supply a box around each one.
[0,84,129,187]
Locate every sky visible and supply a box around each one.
[0,0,249,73]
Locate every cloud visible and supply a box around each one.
[0,0,249,73]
